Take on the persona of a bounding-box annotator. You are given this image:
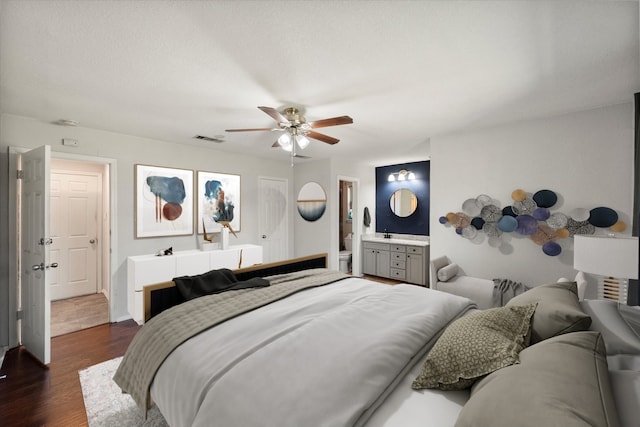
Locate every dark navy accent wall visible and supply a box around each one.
[375,161,430,236]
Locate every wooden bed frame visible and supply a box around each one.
[143,253,328,322]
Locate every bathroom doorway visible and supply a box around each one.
[338,179,354,274]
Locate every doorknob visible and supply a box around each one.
[32,262,58,271]
[90,239,96,244]
[262,235,267,239]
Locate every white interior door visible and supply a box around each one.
[50,171,99,300]
[21,145,53,365]
[258,177,288,263]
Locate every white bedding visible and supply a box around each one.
[150,277,475,427]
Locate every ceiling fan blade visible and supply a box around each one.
[225,127,276,132]
[307,130,340,145]
[308,115,353,129]
[293,154,312,159]
[258,106,289,125]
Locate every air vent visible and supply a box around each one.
[193,135,224,143]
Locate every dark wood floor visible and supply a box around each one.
[0,320,140,427]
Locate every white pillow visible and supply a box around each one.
[437,263,459,282]
[558,272,587,300]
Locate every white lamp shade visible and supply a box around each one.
[278,133,293,151]
[296,135,310,150]
[574,235,639,279]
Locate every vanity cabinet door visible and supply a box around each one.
[406,252,424,285]
[406,245,430,286]
[376,249,391,278]
[363,242,391,278]
[363,247,377,275]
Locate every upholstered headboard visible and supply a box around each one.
[143,253,328,322]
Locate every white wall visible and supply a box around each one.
[430,103,635,295]
[1,114,295,322]
[292,156,376,273]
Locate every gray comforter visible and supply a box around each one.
[146,275,475,427]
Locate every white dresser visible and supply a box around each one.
[127,244,262,324]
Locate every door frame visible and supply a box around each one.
[8,146,118,349]
[336,175,360,277]
[50,164,103,300]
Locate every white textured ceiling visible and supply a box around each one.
[1,1,638,165]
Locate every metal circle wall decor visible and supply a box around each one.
[441,188,624,256]
[297,182,327,222]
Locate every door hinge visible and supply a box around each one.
[16,310,23,320]
[16,170,24,179]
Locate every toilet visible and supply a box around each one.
[339,233,353,273]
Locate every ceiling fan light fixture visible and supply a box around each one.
[296,135,310,150]
[278,133,293,151]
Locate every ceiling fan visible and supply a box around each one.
[225,106,353,156]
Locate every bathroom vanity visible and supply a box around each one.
[362,237,429,286]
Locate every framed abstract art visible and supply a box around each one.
[196,170,241,235]
[135,164,194,238]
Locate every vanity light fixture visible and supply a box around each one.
[388,169,416,182]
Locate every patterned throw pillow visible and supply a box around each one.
[412,303,537,391]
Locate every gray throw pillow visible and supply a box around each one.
[456,331,621,427]
[412,303,537,391]
[506,282,591,343]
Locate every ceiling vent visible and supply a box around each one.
[193,135,225,143]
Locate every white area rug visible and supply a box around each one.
[79,357,168,427]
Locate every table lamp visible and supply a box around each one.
[573,235,639,303]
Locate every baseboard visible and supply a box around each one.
[114,314,133,323]
[0,346,6,371]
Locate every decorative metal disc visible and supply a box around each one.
[533,189,558,208]
[513,197,536,215]
[461,226,478,239]
[515,214,538,235]
[566,218,595,236]
[452,212,471,229]
[530,224,557,245]
[588,207,618,228]
[542,241,562,256]
[483,222,503,238]
[532,207,550,221]
[475,194,492,209]
[471,217,485,230]
[569,208,590,222]
[480,204,502,222]
[547,212,568,229]
[462,198,481,217]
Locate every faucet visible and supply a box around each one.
[383,229,392,239]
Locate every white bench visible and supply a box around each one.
[430,256,495,310]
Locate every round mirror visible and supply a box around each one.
[297,182,327,222]
[390,189,417,217]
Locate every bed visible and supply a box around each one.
[115,253,477,427]
[114,253,632,427]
